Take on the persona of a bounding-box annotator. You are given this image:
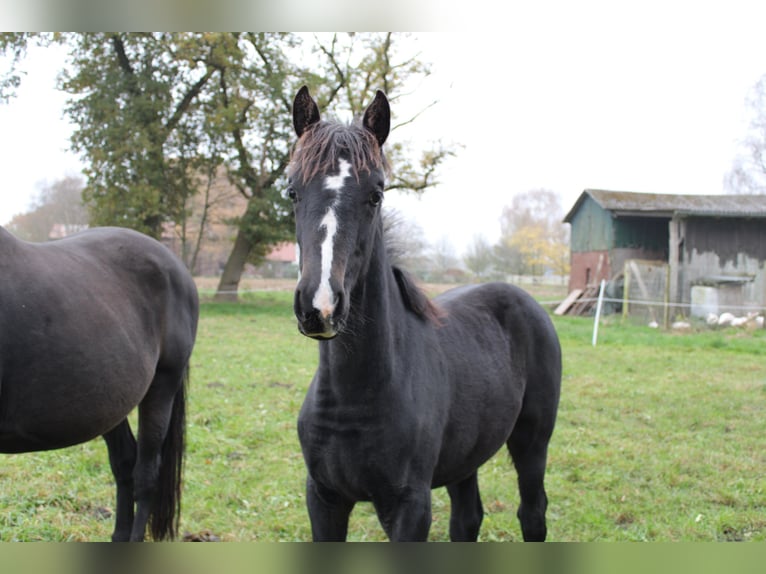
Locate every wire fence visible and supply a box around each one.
[196,275,765,331]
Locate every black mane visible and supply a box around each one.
[382,209,443,324]
[392,265,444,325]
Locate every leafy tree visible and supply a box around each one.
[0,33,35,102]
[507,224,554,276]
[499,188,563,237]
[61,33,232,240]
[6,175,88,242]
[495,188,570,278]
[2,33,452,300]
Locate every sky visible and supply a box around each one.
[2,7,766,255]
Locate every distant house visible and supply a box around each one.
[265,242,297,264]
[256,242,299,279]
[563,189,766,314]
[48,223,88,240]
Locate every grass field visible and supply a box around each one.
[0,283,764,542]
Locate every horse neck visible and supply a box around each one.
[319,228,400,385]
[0,226,18,246]
[0,226,24,265]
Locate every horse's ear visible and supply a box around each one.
[362,90,390,147]
[293,85,320,137]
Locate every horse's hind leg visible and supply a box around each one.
[131,367,186,541]
[103,419,137,542]
[446,472,483,541]
[507,414,555,541]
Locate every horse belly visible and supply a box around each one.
[432,406,520,488]
[0,364,152,453]
[0,393,136,453]
[0,425,103,453]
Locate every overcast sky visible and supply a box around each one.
[2,8,766,254]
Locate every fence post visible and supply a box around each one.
[592,279,607,347]
[622,261,630,321]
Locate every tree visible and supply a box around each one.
[493,238,524,277]
[6,175,88,241]
[0,33,35,102]
[499,188,564,238]
[382,209,431,278]
[507,225,554,276]
[1,33,453,301]
[61,33,230,240]
[427,236,462,283]
[495,189,570,279]
[463,234,496,280]
[726,73,766,194]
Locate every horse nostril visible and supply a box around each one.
[294,288,307,320]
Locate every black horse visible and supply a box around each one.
[289,86,562,541]
[0,226,198,541]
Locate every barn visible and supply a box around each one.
[562,189,766,318]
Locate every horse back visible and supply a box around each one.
[435,281,561,382]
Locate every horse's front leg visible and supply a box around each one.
[374,484,432,542]
[306,475,354,541]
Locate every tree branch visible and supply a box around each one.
[110,33,141,97]
[315,33,347,109]
[166,65,215,132]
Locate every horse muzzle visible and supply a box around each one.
[294,283,346,339]
[296,309,341,339]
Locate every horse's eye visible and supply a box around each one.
[286,186,298,203]
[369,190,384,206]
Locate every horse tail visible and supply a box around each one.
[149,365,188,541]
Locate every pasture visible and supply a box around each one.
[0,283,764,542]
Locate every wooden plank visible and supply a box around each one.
[554,289,584,315]
[569,286,598,316]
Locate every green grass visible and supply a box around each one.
[0,289,764,541]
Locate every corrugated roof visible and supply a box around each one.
[563,189,766,222]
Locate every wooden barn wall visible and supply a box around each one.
[684,218,766,263]
[569,197,612,252]
[681,217,766,308]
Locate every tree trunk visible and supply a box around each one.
[214,226,253,301]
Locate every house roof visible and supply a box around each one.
[563,189,766,222]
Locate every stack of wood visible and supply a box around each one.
[554,285,600,316]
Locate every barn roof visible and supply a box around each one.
[563,189,766,222]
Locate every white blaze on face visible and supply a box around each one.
[312,159,351,318]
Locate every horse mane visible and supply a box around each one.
[392,266,445,326]
[289,119,391,184]
[383,210,444,325]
